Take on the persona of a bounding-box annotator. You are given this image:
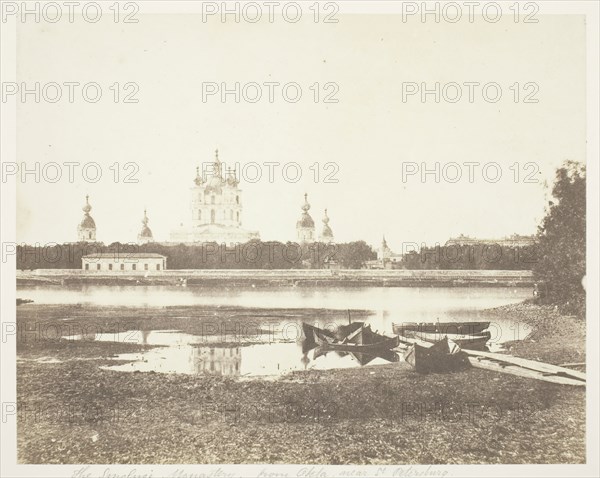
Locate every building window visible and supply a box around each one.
[211,209,215,223]
[108,264,113,271]
[89,231,93,239]
[211,195,215,205]
[229,210,233,220]
[156,264,160,271]
[144,263,148,271]
[198,210,202,220]
[236,195,239,204]
[132,264,136,271]
[120,264,125,271]
[236,212,240,222]
[85,263,89,270]
[96,263,101,270]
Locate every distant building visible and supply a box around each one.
[365,236,402,269]
[319,209,335,243]
[169,149,260,245]
[82,253,167,272]
[445,233,536,247]
[137,209,154,244]
[77,195,96,242]
[296,193,315,244]
[378,236,403,268]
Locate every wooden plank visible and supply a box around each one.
[468,356,585,387]
[465,349,586,381]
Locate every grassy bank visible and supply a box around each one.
[487,301,586,365]
[16,302,585,464]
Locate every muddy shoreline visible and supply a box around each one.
[16,302,585,464]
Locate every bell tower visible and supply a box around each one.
[77,195,96,242]
[296,193,315,244]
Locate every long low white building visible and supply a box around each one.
[82,253,167,271]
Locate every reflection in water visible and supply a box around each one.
[38,284,532,376]
[302,339,400,368]
[20,285,532,344]
[190,346,241,376]
[21,284,533,346]
[65,329,402,377]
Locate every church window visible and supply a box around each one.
[211,209,215,224]
[236,212,240,222]
[85,263,89,270]
[211,195,215,204]
[229,210,233,220]
[198,210,202,220]
[236,195,239,204]
[89,231,92,239]
[96,264,101,270]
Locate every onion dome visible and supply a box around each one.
[194,166,204,186]
[296,193,315,228]
[139,209,153,238]
[80,195,96,228]
[205,149,224,193]
[321,209,333,238]
[225,168,239,187]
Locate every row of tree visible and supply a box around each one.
[17,239,540,271]
[16,241,376,270]
[399,244,539,270]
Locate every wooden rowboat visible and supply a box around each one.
[302,321,364,343]
[302,322,335,341]
[401,330,491,350]
[393,321,490,336]
[317,334,400,353]
[404,337,467,374]
[303,321,399,354]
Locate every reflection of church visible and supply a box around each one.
[190,346,241,376]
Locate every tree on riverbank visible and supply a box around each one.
[533,160,586,317]
[15,241,377,270]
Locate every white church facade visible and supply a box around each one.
[169,150,260,245]
[75,152,340,248]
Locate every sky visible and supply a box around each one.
[14,9,586,252]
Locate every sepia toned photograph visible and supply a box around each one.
[1,1,598,477]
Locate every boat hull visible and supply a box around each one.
[404,338,467,374]
[403,330,491,350]
[319,335,400,353]
[393,321,490,336]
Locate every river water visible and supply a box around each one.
[18,285,531,378]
